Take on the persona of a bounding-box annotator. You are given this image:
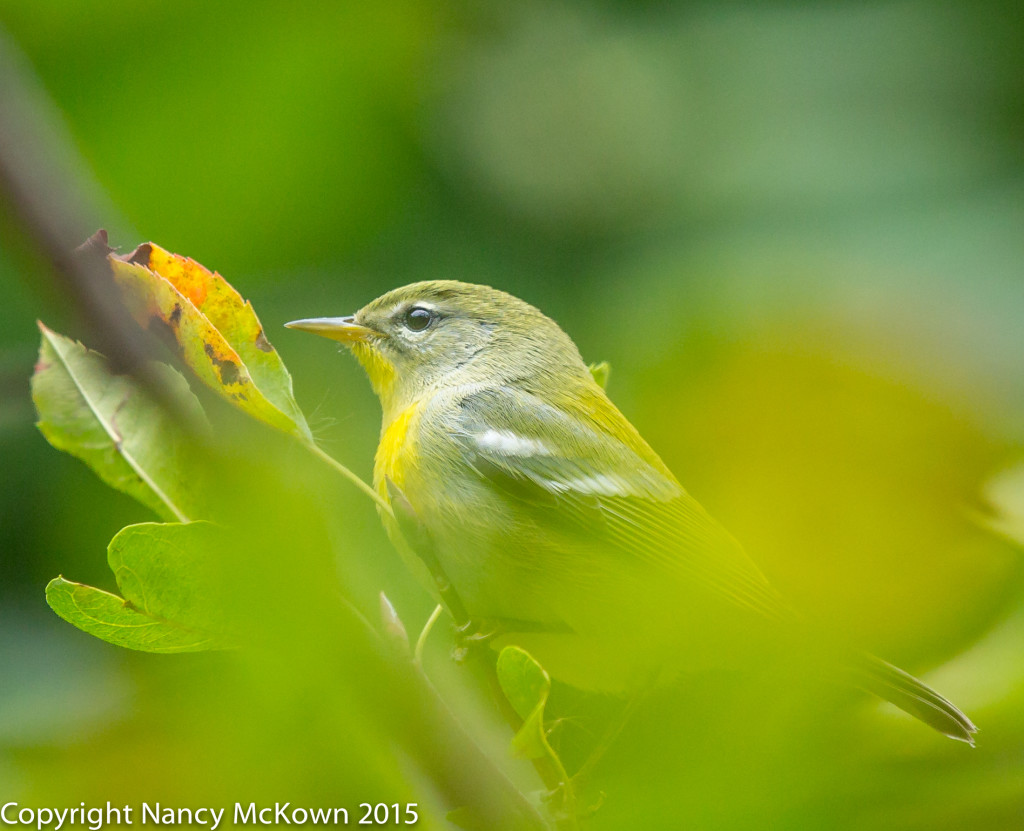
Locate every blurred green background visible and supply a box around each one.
[2,1,1023,828]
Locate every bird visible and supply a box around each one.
[286,280,976,744]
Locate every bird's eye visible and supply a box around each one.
[403,306,434,332]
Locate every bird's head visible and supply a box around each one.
[286,280,589,419]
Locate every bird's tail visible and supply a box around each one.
[850,653,977,745]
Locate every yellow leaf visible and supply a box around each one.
[109,244,311,439]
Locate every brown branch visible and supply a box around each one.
[0,35,193,424]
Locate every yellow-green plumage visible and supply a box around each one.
[288,280,977,743]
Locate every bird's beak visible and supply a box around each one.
[284,316,375,344]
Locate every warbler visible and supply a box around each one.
[286,281,976,743]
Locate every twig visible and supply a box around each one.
[0,39,199,430]
[306,441,394,516]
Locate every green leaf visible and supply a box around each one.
[45,578,218,653]
[497,645,554,760]
[109,244,311,439]
[588,361,611,390]
[108,522,237,635]
[46,522,235,653]
[31,324,209,523]
[497,647,579,823]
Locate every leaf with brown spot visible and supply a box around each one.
[109,248,310,438]
[123,243,308,432]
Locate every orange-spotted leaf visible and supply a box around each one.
[109,246,311,439]
[126,243,308,432]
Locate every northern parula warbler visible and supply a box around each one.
[287,281,975,743]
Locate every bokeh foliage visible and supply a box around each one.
[2,1,1023,829]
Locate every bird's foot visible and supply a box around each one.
[451,617,504,662]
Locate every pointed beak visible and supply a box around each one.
[284,316,375,344]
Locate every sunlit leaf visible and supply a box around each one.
[45,578,216,653]
[496,645,554,760]
[496,647,577,822]
[45,522,235,653]
[31,323,208,523]
[127,243,309,432]
[109,243,311,439]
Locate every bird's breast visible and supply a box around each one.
[373,401,422,501]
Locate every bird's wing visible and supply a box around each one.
[453,386,795,622]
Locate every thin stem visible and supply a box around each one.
[304,440,394,517]
[414,604,443,668]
